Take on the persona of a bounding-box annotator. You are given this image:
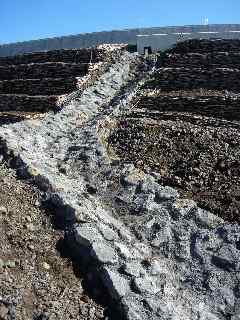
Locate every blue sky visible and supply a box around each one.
[0,0,239,44]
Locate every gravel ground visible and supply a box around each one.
[139,88,240,98]
[0,163,105,320]
[108,112,240,223]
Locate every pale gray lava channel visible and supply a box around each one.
[0,51,240,320]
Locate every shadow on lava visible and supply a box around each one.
[41,199,124,320]
[0,115,25,125]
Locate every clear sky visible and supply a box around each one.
[0,0,239,44]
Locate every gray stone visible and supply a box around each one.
[132,193,154,213]
[149,260,165,276]
[118,226,133,242]
[0,206,7,214]
[173,224,191,241]
[205,271,233,292]
[133,242,151,259]
[170,199,197,220]
[0,304,9,320]
[98,223,119,241]
[146,218,171,244]
[142,297,160,312]
[149,204,172,223]
[218,287,235,307]
[114,242,144,260]
[122,295,151,320]
[217,224,240,244]
[197,309,221,320]
[123,262,144,277]
[121,167,141,186]
[114,242,132,259]
[133,276,162,295]
[140,178,159,194]
[155,186,179,201]
[101,267,130,300]
[195,208,224,228]
[174,241,191,261]
[75,224,103,247]
[212,244,240,271]
[192,230,222,264]
[90,242,118,264]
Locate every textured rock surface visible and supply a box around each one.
[0,94,58,112]
[133,92,240,121]
[161,52,240,69]
[0,162,106,320]
[0,62,89,80]
[143,67,240,92]
[0,46,126,119]
[0,77,80,95]
[0,48,103,65]
[168,38,240,53]
[0,40,239,320]
[109,115,240,220]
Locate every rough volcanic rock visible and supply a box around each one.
[133,92,240,121]
[0,48,104,66]
[160,52,240,69]
[0,39,239,320]
[0,62,89,80]
[168,38,240,54]
[0,94,58,112]
[143,67,240,92]
[108,114,240,222]
[0,77,80,95]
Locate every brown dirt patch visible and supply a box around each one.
[108,114,240,222]
[0,163,104,320]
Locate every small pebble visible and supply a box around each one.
[0,206,7,215]
[26,223,35,231]
[26,215,32,223]
[0,304,9,319]
[42,262,51,270]
[6,260,16,268]
[35,200,40,207]
[28,244,35,251]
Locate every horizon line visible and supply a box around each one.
[1,23,240,46]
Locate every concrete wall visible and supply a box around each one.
[1,24,240,57]
[137,31,240,54]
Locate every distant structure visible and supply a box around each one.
[0,24,240,57]
[203,18,209,25]
[137,29,240,54]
